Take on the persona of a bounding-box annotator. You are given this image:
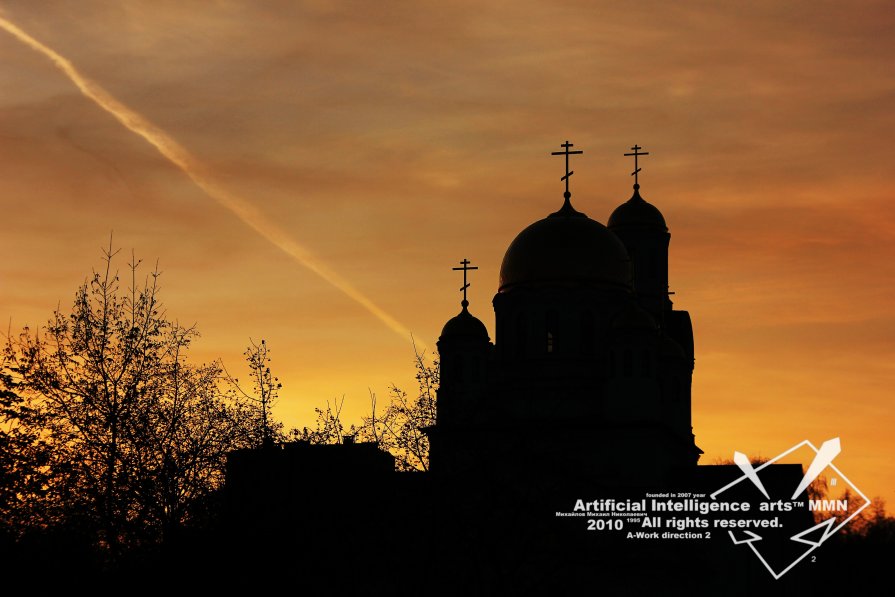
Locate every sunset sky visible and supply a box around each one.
[1,1,893,502]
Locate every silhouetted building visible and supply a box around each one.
[431,149,700,484]
[220,144,823,595]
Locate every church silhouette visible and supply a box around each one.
[224,142,816,595]
[431,141,700,483]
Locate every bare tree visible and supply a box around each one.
[3,242,258,551]
[224,339,283,448]
[289,396,353,445]
[285,343,438,468]
[356,346,437,471]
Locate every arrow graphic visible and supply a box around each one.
[791,437,841,499]
[729,530,763,545]
[733,451,771,499]
[790,518,838,547]
[715,437,870,580]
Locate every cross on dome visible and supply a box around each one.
[551,140,584,200]
[452,258,478,308]
[624,144,650,187]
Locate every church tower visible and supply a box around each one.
[607,146,670,317]
[430,260,492,473]
[607,145,698,463]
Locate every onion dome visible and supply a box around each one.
[499,195,632,292]
[608,184,667,231]
[440,300,489,341]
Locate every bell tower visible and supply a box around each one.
[430,259,491,473]
[607,145,671,318]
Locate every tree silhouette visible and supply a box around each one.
[0,360,54,536]
[224,338,283,448]
[286,346,437,470]
[3,242,260,553]
[356,346,437,471]
[289,395,351,445]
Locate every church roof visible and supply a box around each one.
[498,196,632,292]
[608,184,667,230]
[440,302,489,341]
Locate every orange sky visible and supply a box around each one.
[1,1,893,503]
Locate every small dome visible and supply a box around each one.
[440,302,490,341]
[499,197,632,291]
[608,185,667,230]
[611,302,658,332]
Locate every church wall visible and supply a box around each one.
[611,227,671,316]
[492,286,631,364]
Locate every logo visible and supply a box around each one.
[711,437,870,579]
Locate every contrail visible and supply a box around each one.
[0,16,421,348]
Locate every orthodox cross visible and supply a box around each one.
[452,258,478,307]
[624,144,649,186]
[551,140,584,198]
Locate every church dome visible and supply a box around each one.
[608,185,667,230]
[499,197,632,291]
[440,302,489,341]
